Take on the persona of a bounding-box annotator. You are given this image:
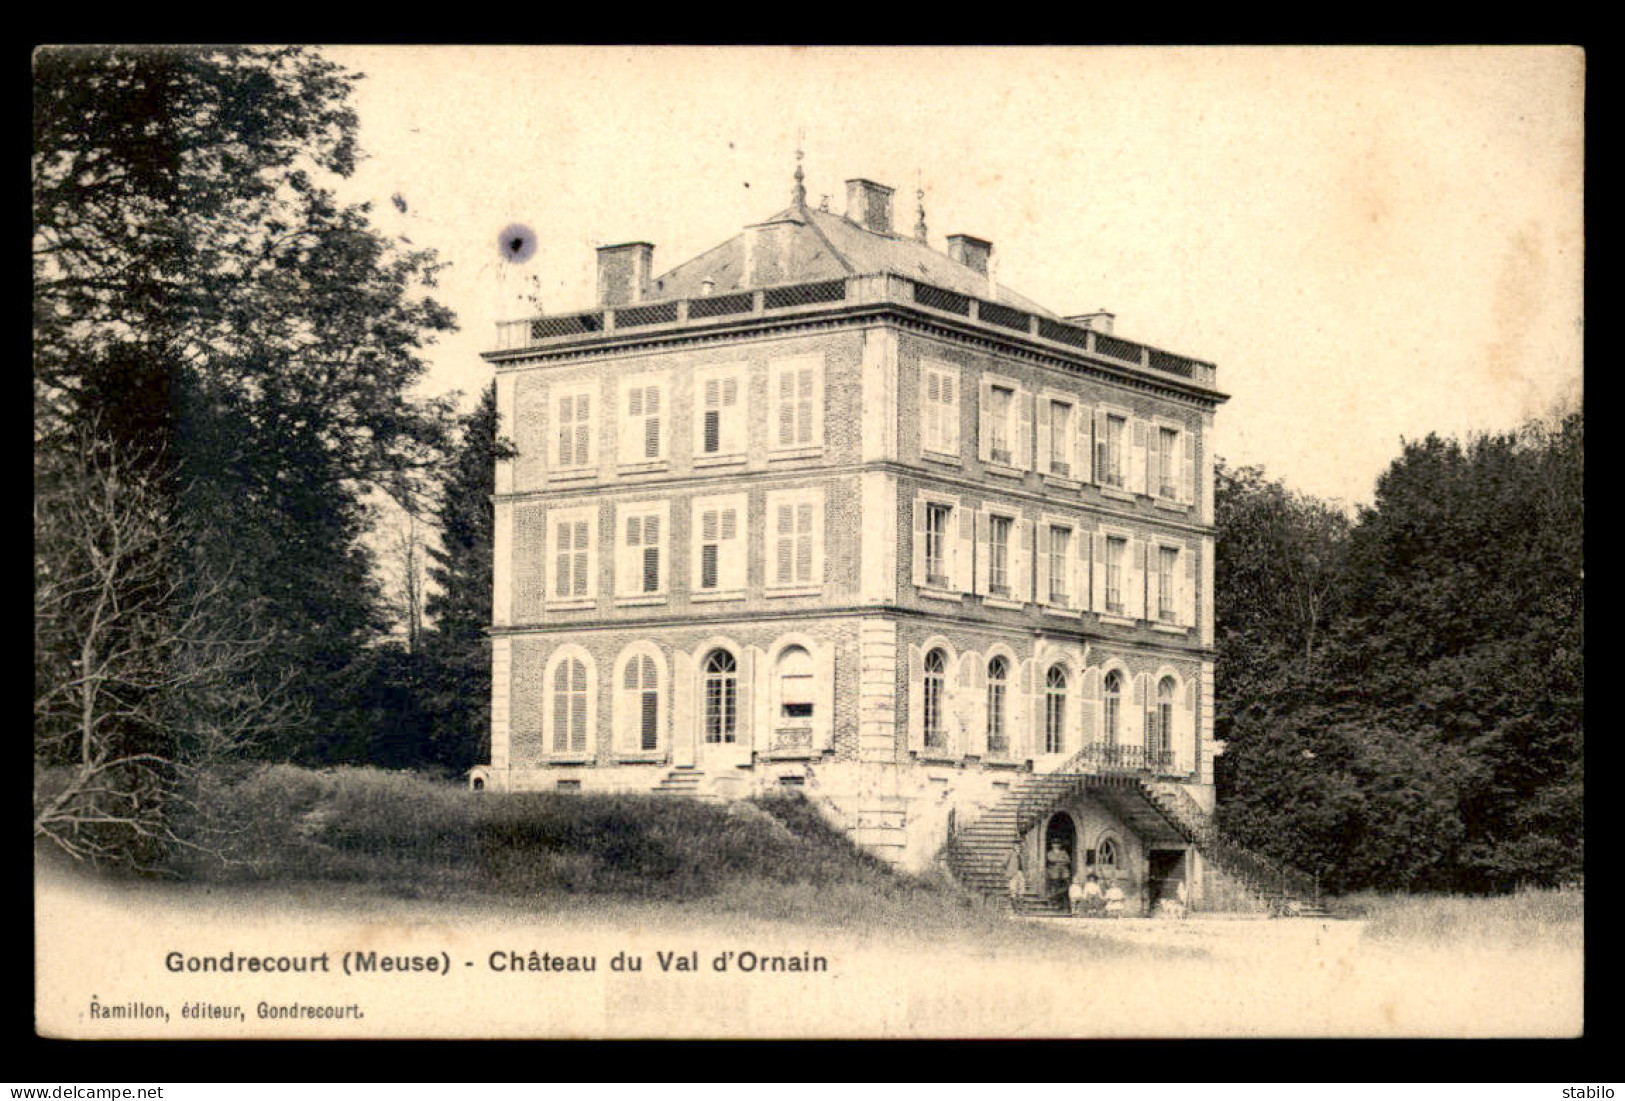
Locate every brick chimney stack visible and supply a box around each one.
[845,179,895,235]
[947,234,993,276]
[596,242,655,307]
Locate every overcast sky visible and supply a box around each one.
[325,46,1583,508]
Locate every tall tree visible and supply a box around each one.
[34,46,458,767]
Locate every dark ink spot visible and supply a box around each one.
[498,223,537,263]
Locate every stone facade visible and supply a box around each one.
[477,178,1229,908]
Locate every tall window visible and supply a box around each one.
[989,515,1012,595]
[622,382,663,463]
[772,358,822,451]
[923,649,947,750]
[777,646,815,724]
[697,505,738,591]
[554,517,591,598]
[988,385,1014,465]
[624,655,659,752]
[703,649,737,744]
[1045,665,1068,755]
[1103,414,1126,487]
[925,503,952,588]
[1049,400,1072,476]
[922,364,960,455]
[1158,545,1178,621]
[557,391,591,468]
[1105,536,1126,614]
[1151,676,1176,766]
[986,656,1009,755]
[771,497,818,587]
[701,375,738,455]
[626,513,661,594]
[553,657,588,753]
[1158,426,1179,498]
[1103,670,1123,748]
[1049,526,1071,604]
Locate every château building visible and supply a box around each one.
[475,170,1308,913]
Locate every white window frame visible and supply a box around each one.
[1038,390,1080,482]
[691,493,747,600]
[1105,533,1128,617]
[1098,407,1130,494]
[613,644,667,760]
[552,379,597,478]
[913,491,971,598]
[617,372,668,470]
[978,372,1031,474]
[1150,538,1192,632]
[769,354,824,457]
[764,487,825,595]
[1042,519,1075,610]
[542,645,596,761]
[920,359,962,461]
[614,500,669,605]
[693,363,746,466]
[545,505,597,609]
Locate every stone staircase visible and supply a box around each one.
[946,745,1322,915]
[654,768,706,797]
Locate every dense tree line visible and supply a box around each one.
[1213,413,1583,893]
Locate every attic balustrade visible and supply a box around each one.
[493,274,1216,388]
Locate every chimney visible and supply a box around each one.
[947,234,993,276]
[596,242,654,307]
[1065,310,1115,335]
[845,179,894,235]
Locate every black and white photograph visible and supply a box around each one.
[32,45,1584,1041]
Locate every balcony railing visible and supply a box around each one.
[492,273,1217,387]
[1070,741,1182,775]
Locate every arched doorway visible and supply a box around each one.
[1043,813,1077,900]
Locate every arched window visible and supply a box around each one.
[703,649,737,744]
[623,654,660,752]
[923,648,947,749]
[553,657,588,753]
[1103,670,1123,749]
[1151,676,1176,766]
[1098,836,1119,872]
[1045,665,1068,755]
[986,656,1009,755]
[777,645,815,723]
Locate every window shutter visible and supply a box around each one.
[776,368,795,448]
[737,647,757,751]
[775,502,794,585]
[618,385,637,465]
[973,508,990,595]
[672,649,695,767]
[978,378,994,462]
[1128,537,1146,620]
[907,645,925,752]
[923,370,940,454]
[1035,398,1052,475]
[617,514,635,596]
[1015,390,1034,470]
[1072,528,1088,611]
[911,498,927,588]
[1013,517,1032,602]
[722,507,743,590]
[1130,673,1148,748]
[1147,427,1162,497]
[943,369,960,453]
[966,655,988,758]
[796,366,816,445]
[1075,405,1093,484]
[1092,529,1107,613]
[796,501,815,582]
[645,385,661,459]
[1183,542,1197,627]
[1129,419,1148,495]
[953,505,975,593]
[1183,428,1197,505]
[1093,409,1109,485]
[1036,525,1051,606]
[1080,667,1101,747]
[1177,677,1196,774]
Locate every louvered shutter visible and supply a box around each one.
[1092,529,1107,613]
[978,378,995,462]
[975,509,990,595]
[1183,428,1197,506]
[1129,419,1148,495]
[1036,398,1052,475]
[1013,518,1032,603]
[1094,409,1109,485]
[1080,667,1101,749]
[1036,525,1051,606]
[1183,542,1197,627]
[1016,389,1034,470]
[954,505,975,593]
[645,384,661,459]
[672,650,695,767]
[1072,528,1088,611]
[1131,673,1148,749]
[774,502,794,586]
[554,520,572,598]
[776,367,795,448]
[923,370,941,454]
[907,645,925,752]
[721,507,743,591]
[804,498,821,583]
[942,369,960,453]
[1178,677,1196,774]
[1128,537,1147,620]
[618,513,637,596]
[796,365,817,445]
[911,499,927,588]
[1147,426,1163,499]
[1076,405,1093,484]
[619,385,639,465]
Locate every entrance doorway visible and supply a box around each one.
[1043,813,1077,900]
[1147,849,1188,911]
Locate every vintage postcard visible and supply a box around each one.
[33,45,1584,1040]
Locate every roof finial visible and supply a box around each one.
[914,170,928,244]
[792,131,807,208]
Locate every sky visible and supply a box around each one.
[324,46,1583,508]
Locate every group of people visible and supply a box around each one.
[1009,840,1189,919]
